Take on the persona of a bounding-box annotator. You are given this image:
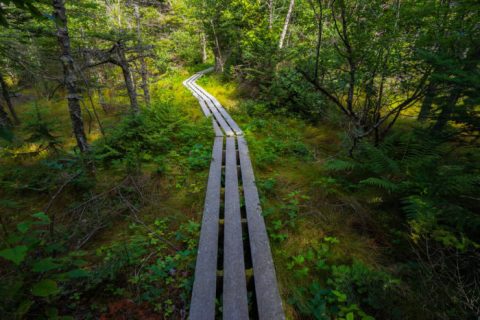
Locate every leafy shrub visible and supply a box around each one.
[321,128,480,318]
[264,68,326,121]
[0,212,199,319]
[0,212,91,319]
[0,157,93,195]
[287,237,403,320]
[323,128,480,247]
[93,101,211,172]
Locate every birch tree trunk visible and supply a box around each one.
[133,4,150,107]
[0,73,20,124]
[279,0,295,49]
[52,0,89,153]
[201,32,208,63]
[268,0,274,30]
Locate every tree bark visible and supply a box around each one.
[115,41,139,113]
[0,102,12,128]
[201,32,208,63]
[0,73,20,124]
[268,0,274,30]
[210,20,225,72]
[433,88,460,131]
[52,0,89,153]
[418,82,436,121]
[279,0,295,49]
[133,4,150,107]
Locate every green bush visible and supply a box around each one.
[93,101,212,172]
[287,237,403,320]
[323,128,480,248]
[0,212,199,319]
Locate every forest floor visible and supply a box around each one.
[1,66,400,319]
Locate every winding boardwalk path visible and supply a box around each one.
[184,69,285,320]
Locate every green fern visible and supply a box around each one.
[359,177,399,192]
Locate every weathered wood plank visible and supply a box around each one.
[237,136,285,320]
[223,137,249,320]
[199,91,243,135]
[190,83,236,136]
[198,99,211,117]
[186,72,240,136]
[185,79,233,136]
[190,83,234,136]
[189,137,224,320]
[212,118,223,137]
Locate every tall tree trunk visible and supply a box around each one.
[52,0,89,153]
[210,20,225,72]
[201,32,208,63]
[0,102,12,128]
[418,82,436,122]
[278,0,295,49]
[433,88,460,131]
[133,4,150,107]
[116,42,139,113]
[268,0,274,30]
[0,73,20,124]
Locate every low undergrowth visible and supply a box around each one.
[0,69,212,319]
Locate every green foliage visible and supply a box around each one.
[21,103,62,153]
[94,101,212,172]
[324,129,480,248]
[0,211,199,318]
[0,0,41,26]
[0,156,93,194]
[263,190,309,243]
[245,116,311,169]
[266,68,327,120]
[0,212,91,318]
[287,237,402,320]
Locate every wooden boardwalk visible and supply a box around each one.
[184,70,285,320]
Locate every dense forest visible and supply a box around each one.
[0,0,479,319]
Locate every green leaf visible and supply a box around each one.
[346,313,355,320]
[332,290,347,302]
[16,299,34,318]
[32,258,61,273]
[17,221,32,233]
[60,269,89,279]
[32,212,50,224]
[0,245,29,265]
[32,279,59,297]
[359,177,399,192]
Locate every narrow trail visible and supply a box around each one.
[183,69,285,320]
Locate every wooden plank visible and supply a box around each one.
[211,99,243,135]
[198,99,211,117]
[186,71,239,136]
[190,83,235,136]
[212,118,223,137]
[200,90,242,135]
[191,82,242,135]
[189,137,224,320]
[190,83,234,136]
[237,136,285,320]
[223,137,249,320]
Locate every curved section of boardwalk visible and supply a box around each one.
[184,69,285,320]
